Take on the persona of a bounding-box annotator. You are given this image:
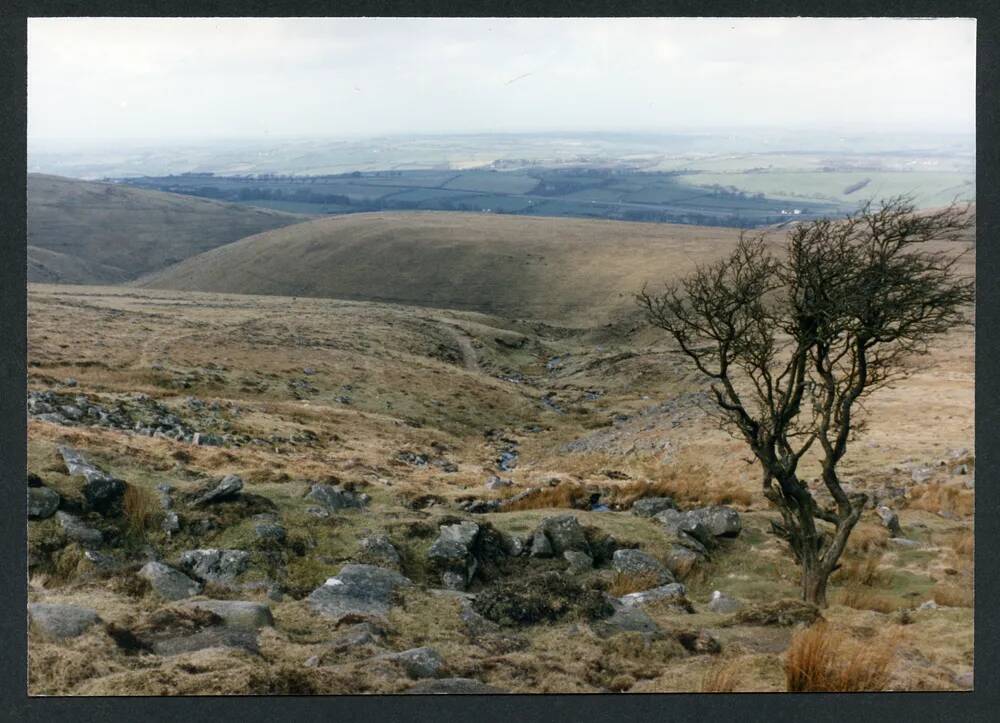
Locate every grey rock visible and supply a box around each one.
[28,603,100,639]
[254,521,287,543]
[485,475,512,490]
[192,474,243,506]
[664,543,704,574]
[707,590,742,614]
[307,564,413,622]
[563,550,593,574]
[888,537,921,549]
[619,583,689,609]
[139,561,203,600]
[63,377,78,387]
[631,496,677,518]
[428,538,476,590]
[358,534,402,570]
[687,506,742,537]
[404,677,506,694]
[379,647,445,679]
[953,463,969,476]
[60,405,84,420]
[162,511,180,535]
[918,600,938,610]
[83,476,127,513]
[151,627,258,656]
[55,511,103,547]
[327,622,384,652]
[305,483,366,511]
[306,506,330,518]
[529,530,554,558]
[589,596,662,639]
[911,466,934,484]
[536,515,589,555]
[28,487,60,519]
[183,600,274,629]
[179,549,251,583]
[875,505,902,536]
[611,549,674,586]
[438,521,480,548]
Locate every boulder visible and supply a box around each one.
[611,549,674,586]
[307,564,413,622]
[305,483,367,511]
[875,506,902,536]
[618,583,689,610]
[178,549,251,583]
[589,596,662,639]
[655,509,717,550]
[191,474,243,506]
[405,678,506,694]
[529,530,553,558]
[378,647,445,679]
[707,590,742,614]
[27,487,60,519]
[563,550,593,575]
[631,497,677,518]
[687,506,742,537]
[162,511,180,535]
[151,627,259,656]
[664,544,704,574]
[535,515,589,556]
[327,621,385,652]
[183,600,274,629]
[55,511,103,547]
[140,561,203,600]
[438,521,480,548]
[83,477,127,514]
[28,603,100,639]
[485,475,512,490]
[357,534,402,571]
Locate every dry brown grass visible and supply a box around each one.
[847,523,889,554]
[122,483,161,536]
[948,530,975,558]
[834,585,903,614]
[931,584,974,608]
[608,570,665,597]
[605,474,753,510]
[785,623,896,692]
[700,659,742,692]
[501,482,590,512]
[908,482,974,518]
[835,552,886,587]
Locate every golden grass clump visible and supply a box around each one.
[700,659,742,692]
[835,552,886,587]
[501,482,589,512]
[931,584,974,608]
[847,523,889,555]
[122,483,161,536]
[608,570,666,597]
[785,623,896,692]
[834,585,902,614]
[907,482,974,518]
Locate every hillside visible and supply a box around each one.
[27,174,311,283]
[139,212,745,324]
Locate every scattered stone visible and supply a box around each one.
[485,475,512,490]
[357,534,402,571]
[183,600,274,629]
[27,486,60,519]
[589,596,662,640]
[252,514,287,543]
[875,505,902,536]
[179,549,251,583]
[953,464,969,476]
[327,622,385,652]
[911,466,934,484]
[139,561,203,600]
[405,678,506,694]
[64,378,78,387]
[611,549,674,586]
[305,483,367,511]
[378,647,445,679]
[55,511,103,547]
[28,603,100,639]
[918,600,938,611]
[887,537,921,549]
[631,496,677,518]
[162,511,180,535]
[307,564,413,623]
[306,506,330,518]
[707,590,742,614]
[191,474,243,506]
[618,583,691,612]
[151,627,259,656]
[563,550,593,575]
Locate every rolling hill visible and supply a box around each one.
[27,174,312,284]
[138,211,745,324]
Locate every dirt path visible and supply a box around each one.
[435,321,480,373]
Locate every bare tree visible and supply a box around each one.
[638,197,974,606]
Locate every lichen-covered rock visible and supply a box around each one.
[535,515,589,556]
[529,530,553,558]
[307,564,413,623]
[378,646,445,679]
[686,506,742,537]
[357,534,402,571]
[55,511,103,547]
[589,596,662,640]
[631,497,677,518]
[563,550,593,575]
[611,549,674,586]
[191,474,243,506]
[618,583,690,611]
[707,590,742,614]
[139,561,203,600]
[28,487,60,519]
[472,572,612,627]
[875,505,902,536]
[179,549,251,583]
[28,603,101,639]
[183,600,274,629]
[305,483,367,511]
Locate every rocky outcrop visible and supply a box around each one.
[178,549,251,583]
[139,561,203,600]
[305,483,368,511]
[307,564,413,623]
[611,549,674,586]
[191,474,243,506]
[182,600,273,629]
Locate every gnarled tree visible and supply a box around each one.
[638,197,974,606]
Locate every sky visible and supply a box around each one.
[27,17,976,143]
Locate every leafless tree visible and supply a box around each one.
[638,197,974,606]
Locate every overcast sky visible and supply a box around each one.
[28,17,976,143]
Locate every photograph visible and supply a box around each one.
[24,16,976,695]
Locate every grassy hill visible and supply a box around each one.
[27,174,311,284]
[138,211,744,324]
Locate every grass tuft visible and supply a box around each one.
[785,623,896,692]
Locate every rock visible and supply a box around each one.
[686,506,742,537]
[64,377,78,387]
[140,561,203,600]
[707,590,742,614]
[84,477,127,514]
[28,603,100,639]
[536,515,589,556]
[888,537,921,549]
[162,511,180,535]
[178,549,251,583]
[964,477,975,490]
[654,509,717,549]
[589,596,662,639]
[503,535,526,557]
[911,466,934,484]
[378,647,445,679]
[428,538,476,591]
[254,521,287,543]
[60,405,84,420]
[611,549,674,586]
[307,564,413,622]
[875,505,902,536]
[357,534,402,570]
[529,530,554,558]
[618,583,690,611]
[953,463,969,476]
[183,600,273,629]
[55,511,103,547]
[918,600,938,611]
[404,678,506,694]
[305,483,366,511]
[327,622,385,652]
[306,506,330,518]
[631,497,677,518]
[151,627,259,656]
[438,521,480,547]
[664,543,704,574]
[563,550,593,574]
[485,475,512,490]
[27,487,60,519]
[192,474,243,506]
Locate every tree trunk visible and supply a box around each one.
[801,563,829,607]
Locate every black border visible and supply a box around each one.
[2,2,998,721]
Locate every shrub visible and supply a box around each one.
[785,623,895,692]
